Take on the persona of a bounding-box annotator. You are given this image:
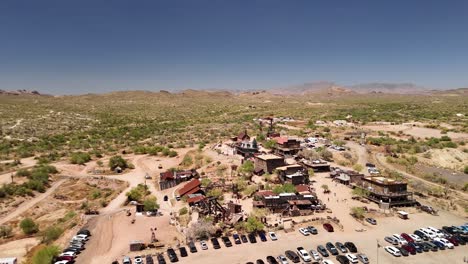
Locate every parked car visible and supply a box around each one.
[335,242,347,253]
[179,247,188,257]
[266,256,279,264]
[392,234,407,245]
[285,250,300,263]
[56,256,74,262]
[241,234,248,243]
[408,242,422,253]
[77,229,91,236]
[423,241,438,252]
[335,255,350,264]
[307,226,318,234]
[157,254,166,264]
[414,230,429,240]
[63,247,80,253]
[446,236,459,246]
[123,256,132,264]
[384,246,401,257]
[296,247,312,262]
[357,254,369,264]
[309,249,321,261]
[134,256,143,264]
[222,236,233,247]
[59,252,76,259]
[400,233,414,243]
[167,248,178,262]
[211,237,221,249]
[146,255,154,264]
[277,255,289,264]
[408,234,422,242]
[434,238,454,248]
[401,244,416,255]
[452,234,466,245]
[396,246,409,256]
[345,254,358,264]
[322,260,335,264]
[384,236,398,245]
[419,228,437,239]
[365,218,376,225]
[299,228,310,236]
[317,245,329,257]
[233,234,242,244]
[323,223,334,232]
[248,233,258,243]
[257,260,265,264]
[258,231,267,242]
[431,240,446,250]
[200,240,208,250]
[188,241,197,253]
[344,242,357,253]
[268,231,278,241]
[426,227,444,238]
[326,242,339,255]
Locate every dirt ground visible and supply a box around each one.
[363,124,468,140]
[418,148,468,171]
[0,237,40,262]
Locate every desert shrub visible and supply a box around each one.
[43,226,63,243]
[244,217,264,232]
[32,245,61,264]
[20,217,39,235]
[206,188,223,200]
[353,164,363,172]
[0,225,12,238]
[126,184,149,202]
[238,160,254,175]
[179,207,188,215]
[70,152,91,165]
[350,207,366,219]
[109,155,128,170]
[464,166,468,174]
[16,168,31,177]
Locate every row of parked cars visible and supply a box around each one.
[247,241,369,264]
[298,224,334,235]
[53,229,91,264]
[383,224,468,257]
[123,231,279,264]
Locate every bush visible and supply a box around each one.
[0,225,12,238]
[43,226,63,243]
[143,195,159,211]
[464,166,468,175]
[244,217,264,232]
[20,217,39,235]
[70,152,91,165]
[32,245,61,264]
[350,207,366,219]
[179,207,188,215]
[126,184,148,202]
[353,164,363,172]
[109,155,128,170]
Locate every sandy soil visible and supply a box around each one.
[0,237,40,262]
[418,148,468,171]
[363,124,468,140]
[0,157,38,185]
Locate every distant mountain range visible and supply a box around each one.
[1,84,467,96]
[267,81,432,95]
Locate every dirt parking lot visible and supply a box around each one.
[171,210,467,264]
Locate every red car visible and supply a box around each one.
[402,244,416,255]
[401,233,414,243]
[323,223,334,232]
[56,256,74,261]
[447,236,459,246]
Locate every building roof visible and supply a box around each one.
[256,154,283,161]
[238,130,249,140]
[295,184,309,193]
[364,176,405,185]
[160,170,175,181]
[287,200,312,205]
[274,137,289,145]
[178,179,201,196]
[256,190,276,197]
[276,164,303,171]
[187,195,205,204]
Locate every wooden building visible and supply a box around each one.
[254,154,285,174]
[159,169,198,190]
[273,137,302,156]
[276,164,309,185]
[354,176,417,207]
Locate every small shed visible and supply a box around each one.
[129,240,145,251]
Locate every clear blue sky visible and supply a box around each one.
[1,0,468,94]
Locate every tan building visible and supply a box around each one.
[254,154,285,174]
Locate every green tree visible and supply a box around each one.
[320,149,333,161]
[283,183,296,193]
[43,226,63,244]
[20,217,39,235]
[321,184,329,191]
[126,184,148,202]
[244,217,264,232]
[264,140,277,149]
[109,155,128,170]
[32,245,61,264]
[464,166,468,174]
[239,160,254,175]
[143,195,159,211]
[350,207,366,219]
[207,188,223,200]
[179,207,188,215]
[352,188,370,197]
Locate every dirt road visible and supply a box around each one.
[0,157,38,184]
[0,178,66,225]
[374,153,468,200]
